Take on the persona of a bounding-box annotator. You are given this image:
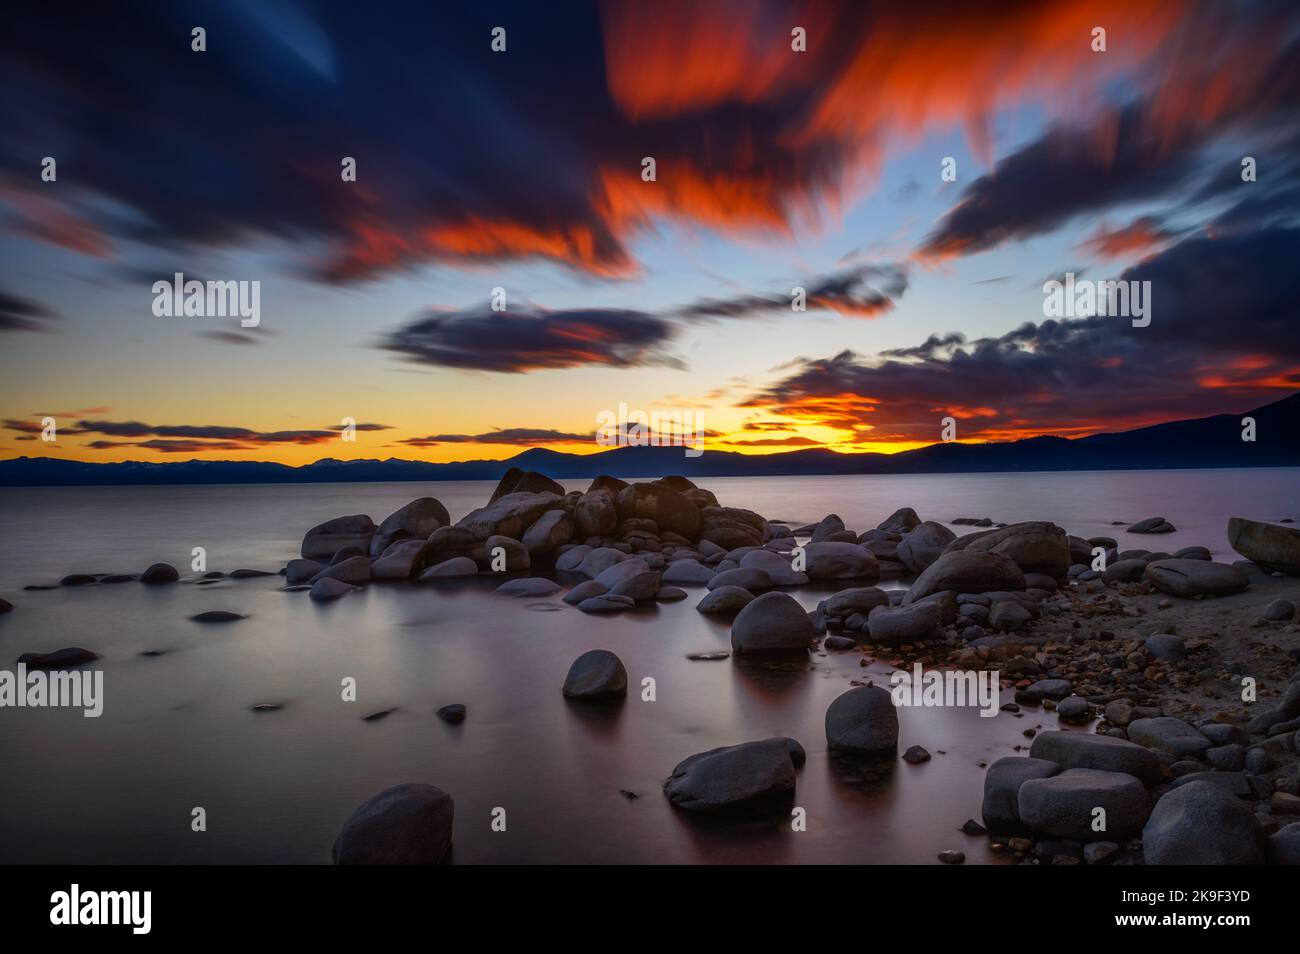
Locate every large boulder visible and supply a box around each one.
[456,492,566,542]
[802,542,879,580]
[1126,717,1211,758]
[1029,731,1161,786]
[595,558,661,602]
[1143,780,1265,864]
[1018,768,1149,840]
[663,737,803,813]
[877,507,921,534]
[415,526,479,571]
[520,509,573,556]
[825,685,899,755]
[1143,559,1249,598]
[731,591,814,654]
[699,506,768,550]
[573,490,618,538]
[897,521,957,573]
[866,602,941,645]
[1227,517,1300,576]
[332,783,454,865]
[708,567,772,592]
[615,483,700,540]
[371,539,431,580]
[302,514,376,561]
[698,586,755,614]
[818,586,890,622]
[312,555,371,586]
[370,498,449,556]
[482,535,530,571]
[490,468,564,502]
[982,756,1061,833]
[944,521,1070,584]
[561,650,628,701]
[905,550,1026,602]
[661,559,715,585]
[810,514,847,542]
[739,549,809,585]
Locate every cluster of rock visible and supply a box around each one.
[981,683,1300,864]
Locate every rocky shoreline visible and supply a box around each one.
[9,467,1300,865]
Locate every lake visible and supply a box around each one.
[0,469,1295,863]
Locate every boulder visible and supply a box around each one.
[482,535,531,572]
[811,514,847,542]
[906,550,1026,602]
[562,580,607,605]
[416,526,479,570]
[520,509,573,556]
[573,490,618,538]
[574,547,628,578]
[595,558,661,602]
[825,686,898,754]
[311,555,371,586]
[1029,731,1161,786]
[1263,598,1296,621]
[739,548,809,585]
[989,600,1031,631]
[371,539,431,580]
[661,559,715,585]
[615,482,701,540]
[730,591,814,654]
[699,506,768,550]
[818,587,890,622]
[309,578,355,602]
[1143,559,1249,598]
[140,562,180,584]
[1269,821,1300,865]
[802,541,879,580]
[697,586,755,614]
[663,738,803,813]
[561,650,627,701]
[944,521,1070,584]
[491,469,564,502]
[866,602,941,645]
[877,507,921,534]
[707,567,772,592]
[1128,516,1176,534]
[577,594,636,613]
[418,556,479,579]
[495,577,562,597]
[1228,517,1300,576]
[16,647,100,669]
[332,783,454,865]
[456,492,565,542]
[1144,633,1186,662]
[1019,769,1149,840]
[982,756,1063,833]
[897,521,957,573]
[1143,780,1265,864]
[370,498,449,556]
[587,475,629,497]
[302,515,376,561]
[286,558,325,584]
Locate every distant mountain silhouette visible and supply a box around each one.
[3,392,1297,487]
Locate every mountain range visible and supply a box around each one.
[3,392,1297,487]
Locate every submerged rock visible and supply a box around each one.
[825,685,898,755]
[309,578,354,602]
[16,647,100,669]
[140,563,180,585]
[418,556,479,579]
[436,703,466,724]
[663,737,803,813]
[1128,516,1176,534]
[494,577,562,597]
[561,650,628,701]
[730,591,814,654]
[332,783,454,865]
[189,611,246,623]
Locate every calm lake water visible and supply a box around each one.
[0,469,1296,864]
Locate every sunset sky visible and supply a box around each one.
[2,0,1299,465]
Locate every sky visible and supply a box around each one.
[2,0,1299,466]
